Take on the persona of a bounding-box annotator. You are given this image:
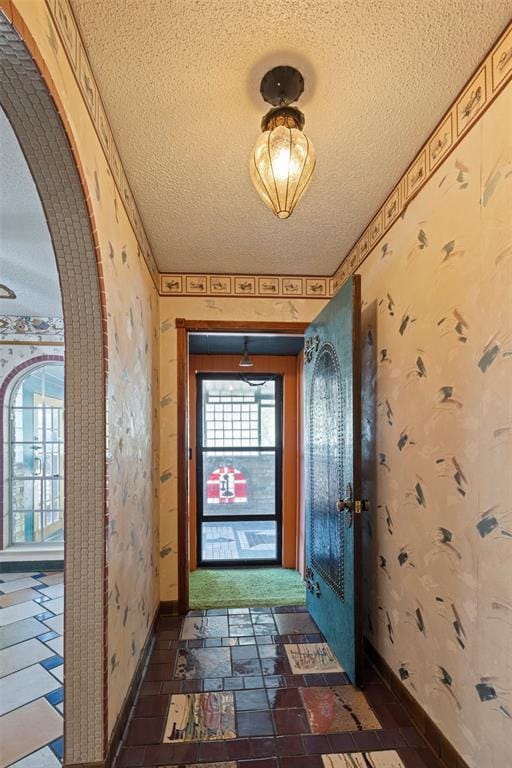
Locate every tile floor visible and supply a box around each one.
[201,521,277,562]
[0,571,64,768]
[117,606,443,768]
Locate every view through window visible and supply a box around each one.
[197,375,282,564]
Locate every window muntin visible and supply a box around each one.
[9,363,64,545]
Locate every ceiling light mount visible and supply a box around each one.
[260,65,304,107]
[250,65,316,219]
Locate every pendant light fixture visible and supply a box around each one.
[239,337,254,368]
[250,66,316,219]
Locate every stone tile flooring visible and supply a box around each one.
[202,521,277,562]
[117,606,443,767]
[0,571,63,768]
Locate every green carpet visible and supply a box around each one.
[189,567,306,609]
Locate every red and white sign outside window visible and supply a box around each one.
[207,466,248,504]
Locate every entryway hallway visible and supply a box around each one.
[117,604,441,768]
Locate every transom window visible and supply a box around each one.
[9,362,64,545]
[202,379,276,448]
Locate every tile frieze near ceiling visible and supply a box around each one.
[55,0,511,296]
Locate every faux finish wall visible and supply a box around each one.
[7,0,160,748]
[158,298,325,600]
[360,82,512,768]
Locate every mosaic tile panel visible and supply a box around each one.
[285,643,344,675]
[163,692,236,742]
[302,686,381,733]
[118,606,442,767]
[322,753,406,768]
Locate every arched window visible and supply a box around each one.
[9,362,64,545]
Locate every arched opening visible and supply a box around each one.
[0,12,107,765]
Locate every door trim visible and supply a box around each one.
[176,319,308,613]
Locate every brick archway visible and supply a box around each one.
[0,14,107,765]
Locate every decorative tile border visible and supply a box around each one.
[0,315,64,339]
[330,19,512,291]
[45,0,158,284]
[160,273,332,299]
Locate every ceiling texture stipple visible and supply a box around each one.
[70,1,511,277]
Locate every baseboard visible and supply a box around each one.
[102,609,159,768]
[0,560,64,572]
[159,599,179,615]
[365,639,470,768]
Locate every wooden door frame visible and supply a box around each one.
[176,319,308,614]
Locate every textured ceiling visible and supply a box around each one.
[71,1,511,276]
[0,107,62,316]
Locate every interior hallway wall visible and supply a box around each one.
[6,0,160,751]
[158,298,325,601]
[359,81,512,768]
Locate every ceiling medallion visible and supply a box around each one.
[250,66,316,219]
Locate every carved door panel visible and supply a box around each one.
[304,275,362,685]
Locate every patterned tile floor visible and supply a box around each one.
[202,521,277,562]
[118,606,443,768]
[0,571,64,768]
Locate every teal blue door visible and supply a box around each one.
[304,275,362,685]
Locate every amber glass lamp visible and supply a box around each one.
[250,66,316,219]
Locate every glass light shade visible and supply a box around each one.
[250,125,316,219]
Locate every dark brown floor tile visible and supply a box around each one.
[266,688,303,709]
[235,689,269,711]
[323,672,349,685]
[161,680,182,694]
[117,746,145,767]
[133,694,170,718]
[351,729,382,750]
[144,741,198,765]
[302,673,326,686]
[225,737,253,759]
[239,759,278,768]
[283,674,305,687]
[197,739,228,762]
[182,679,203,693]
[401,726,428,747]
[250,736,276,757]
[275,734,304,755]
[327,731,357,751]
[145,664,173,682]
[149,649,177,664]
[376,727,407,749]
[280,755,323,768]
[125,716,165,746]
[140,681,162,696]
[238,710,274,737]
[302,733,331,754]
[273,707,309,735]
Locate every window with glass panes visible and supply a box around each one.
[203,381,276,448]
